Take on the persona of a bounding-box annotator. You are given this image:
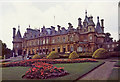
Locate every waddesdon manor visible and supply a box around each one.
[12,11,119,56]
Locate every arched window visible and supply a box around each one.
[77,46,82,52]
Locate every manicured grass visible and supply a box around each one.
[108,68,120,80]
[48,62,104,80]
[2,62,104,80]
[2,67,30,80]
[114,61,120,67]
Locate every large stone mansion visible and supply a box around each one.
[12,11,118,56]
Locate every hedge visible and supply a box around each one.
[92,48,109,59]
[32,54,41,59]
[78,52,93,56]
[69,51,79,59]
[47,51,59,59]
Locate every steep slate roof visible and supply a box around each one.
[96,16,103,33]
[22,11,104,40]
[15,26,22,38]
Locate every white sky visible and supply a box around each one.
[0,0,119,49]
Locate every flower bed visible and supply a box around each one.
[2,58,97,67]
[22,62,68,79]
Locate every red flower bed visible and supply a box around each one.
[22,62,68,79]
[2,58,97,67]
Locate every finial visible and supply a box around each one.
[101,19,104,21]
[97,16,99,22]
[18,25,20,29]
[85,10,87,16]
[78,18,81,20]
[29,24,30,28]
[43,25,45,28]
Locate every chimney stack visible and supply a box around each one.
[101,19,104,32]
[78,18,82,27]
[57,25,61,31]
[13,28,16,38]
[68,23,72,28]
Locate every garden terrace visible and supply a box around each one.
[2,58,97,67]
[2,61,104,80]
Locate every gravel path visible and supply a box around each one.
[80,61,116,80]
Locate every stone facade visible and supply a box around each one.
[12,11,119,56]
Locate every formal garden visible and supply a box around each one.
[1,48,120,81]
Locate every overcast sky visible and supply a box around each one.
[0,0,119,49]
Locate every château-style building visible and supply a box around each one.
[12,11,119,56]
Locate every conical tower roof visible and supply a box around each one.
[96,16,103,33]
[16,25,22,38]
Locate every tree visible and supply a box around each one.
[2,42,12,59]
[114,39,120,51]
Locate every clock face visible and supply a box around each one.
[90,36,92,40]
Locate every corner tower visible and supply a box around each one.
[12,25,22,56]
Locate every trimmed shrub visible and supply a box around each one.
[69,51,79,59]
[92,48,108,59]
[47,51,59,59]
[78,52,93,56]
[32,54,41,59]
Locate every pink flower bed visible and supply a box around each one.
[22,62,68,79]
[2,58,97,67]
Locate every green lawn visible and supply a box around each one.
[48,62,104,80]
[2,67,30,80]
[2,62,104,80]
[108,68,120,80]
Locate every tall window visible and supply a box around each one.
[63,47,66,53]
[39,40,42,45]
[46,38,48,44]
[63,37,66,42]
[70,35,73,41]
[58,37,60,42]
[77,46,82,52]
[52,39,55,43]
[71,46,74,51]
[37,40,39,45]
[52,48,55,51]
[43,39,45,44]
[57,47,60,53]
